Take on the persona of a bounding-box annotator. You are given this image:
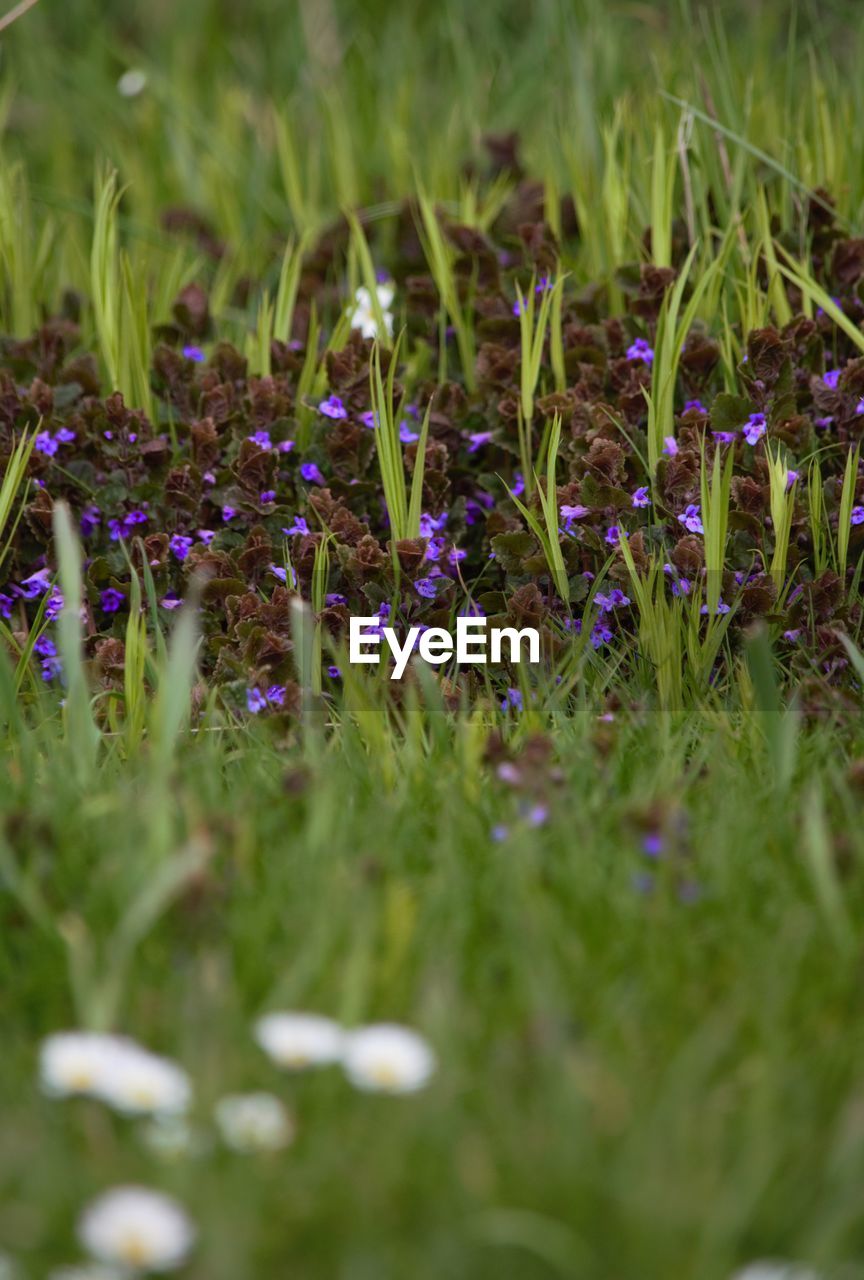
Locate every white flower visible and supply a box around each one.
[79,1187,195,1274]
[116,69,148,98]
[39,1032,191,1116]
[349,283,394,340]
[731,1264,823,1280]
[341,1023,436,1094]
[139,1115,195,1161]
[40,1032,129,1100]
[254,1011,344,1070]
[214,1092,294,1153]
[99,1045,191,1117]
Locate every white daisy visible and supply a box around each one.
[116,69,148,98]
[78,1187,195,1274]
[39,1032,128,1100]
[139,1115,196,1161]
[99,1045,191,1117]
[341,1023,436,1094]
[254,1011,344,1070]
[349,283,395,340]
[214,1092,294,1153]
[40,1032,191,1117]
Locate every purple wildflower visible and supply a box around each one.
[100,588,126,613]
[419,511,448,537]
[182,345,206,362]
[743,412,766,445]
[265,684,286,707]
[327,665,341,679]
[20,568,51,598]
[40,652,63,682]
[34,431,58,457]
[684,399,707,414]
[160,591,182,610]
[399,421,420,444]
[269,563,297,586]
[467,431,492,453]
[259,490,276,504]
[677,503,704,535]
[45,588,64,620]
[169,534,194,562]
[222,506,237,522]
[108,510,148,541]
[823,369,841,389]
[594,588,630,612]
[414,577,439,599]
[248,429,272,449]
[631,486,650,508]
[0,592,14,619]
[561,503,589,521]
[526,804,549,827]
[80,504,101,537]
[300,462,325,485]
[850,506,864,526]
[282,516,309,536]
[278,440,295,454]
[318,395,347,420]
[662,436,678,456]
[591,622,614,648]
[246,687,267,714]
[500,688,523,712]
[643,833,664,858]
[605,525,626,546]
[197,529,216,545]
[712,431,738,444]
[626,337,654,364]
[359,410,378,430]
[512,472,526,498]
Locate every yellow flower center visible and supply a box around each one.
[119,1231,151,1265]
[369,1061,400,1088]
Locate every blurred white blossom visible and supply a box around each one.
[139,1114,197,1161]
[78,1187,195,1273]
[349,283,394,340]
[40,1032,191,1117]
[342,1023,436,1094]
[40,1033,129,1100]
[254,1012,344,1070]
[214,1092,294,1153]
[116,69,147,98]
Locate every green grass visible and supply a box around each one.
[4,662,864,1277]
[3,1,864,1276]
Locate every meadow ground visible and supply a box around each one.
[3,1,864,1277]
